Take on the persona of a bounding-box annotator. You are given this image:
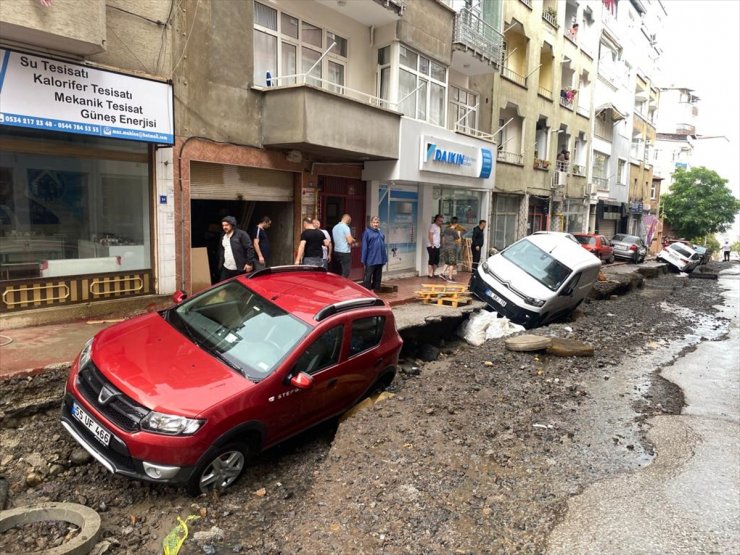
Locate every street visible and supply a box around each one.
[0,263,738,553]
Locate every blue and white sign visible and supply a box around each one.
[420,135,492,179]
[0,49,174,144]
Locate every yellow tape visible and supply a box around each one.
[163,514,200,555]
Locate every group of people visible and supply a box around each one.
[426,215,486,281]
[216,213,388,293]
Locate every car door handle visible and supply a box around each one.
[327,378,338,389]
[374,358,384,367]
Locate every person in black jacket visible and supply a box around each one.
[217,216,256,281]
[471,220,486,270]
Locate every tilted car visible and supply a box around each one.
[470,233,601,329]
[610,234,648,263]
[61,266,402,495]
[657,242,702,273]
[573,233,615,263]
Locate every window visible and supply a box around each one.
[394,45,447,126]
[253,1,347,89]
[349,317,385,356]
[294,326,343,375]
[492,194,520,250]
[448,86,478,134]
[650,182,657,200]
[617,159,626,185]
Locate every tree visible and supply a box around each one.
[661,167,740,240]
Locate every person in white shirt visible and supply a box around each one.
[313,219,332,270]
[426,214,444,278]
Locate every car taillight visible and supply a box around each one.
[629,244,638,251]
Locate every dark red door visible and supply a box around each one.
[320,177,366,281]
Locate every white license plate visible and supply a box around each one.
[486,289,507,307]
[72,402,111,447]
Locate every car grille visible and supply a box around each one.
[76,363,150,432]
[484,267,527,301]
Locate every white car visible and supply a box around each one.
[657,243,702,273]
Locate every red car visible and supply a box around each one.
[573,233,615,263]
[61,267,402,495]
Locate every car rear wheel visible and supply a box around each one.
[187,442,251,496]
[607,254,615,264]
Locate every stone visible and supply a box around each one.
[193,526,225,543]
[546,338,595,357]
[505,335,552,352]
[70,448,92,466]
[25,471,43,487]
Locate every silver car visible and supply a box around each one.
[610,234,647,263]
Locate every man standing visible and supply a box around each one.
[722,239,731,262]
[295,218,329,267]
[313,218,332,270]
[361,216,388,292]
[332,213,356,278]
[471,219,487,270]
[253,216,271,270]
[218,216,256,281]
[426,214,443,278]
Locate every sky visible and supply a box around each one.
[657,0,740,240]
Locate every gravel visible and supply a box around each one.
[0,263,729,554]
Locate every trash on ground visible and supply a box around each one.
[416,283,472,308]
[163,515,200,555]
[458,311,525,346]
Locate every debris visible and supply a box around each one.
[546,338,594,357]
[192,526,225,543]
[163,518,199,555]
[459,312,525,346]
[505,335,552,352]
[254,488,267,497]
[416,284,472,307]
[484,361,494,367]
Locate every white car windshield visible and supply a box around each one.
[169,281,309,380]
[502,239,573,291]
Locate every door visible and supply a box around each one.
[320,176,366,281]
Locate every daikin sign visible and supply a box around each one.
[420,135,492,179]
[0,49,174,144]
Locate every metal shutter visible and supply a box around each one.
[190,162,294,201]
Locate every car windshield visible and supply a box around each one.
[167,280,310,381]
[576,236,595,246]
[502,239,573,291]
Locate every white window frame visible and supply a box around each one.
[449,85,479,135]
[253,1,348,90]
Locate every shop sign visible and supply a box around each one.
[420,135,492,179]
[629,201,643,214]
[0,49,174,144]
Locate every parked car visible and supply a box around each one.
[611,234,648,263]
[574,233,615,263]
[657,242,702,273]
[691,244,711,265]
[470,233,601,329]
[60,266,403,495]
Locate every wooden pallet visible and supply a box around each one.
[416,283,472,308]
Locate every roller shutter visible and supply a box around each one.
[190,162,294,201]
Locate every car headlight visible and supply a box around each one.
[481,260,489,272]
[78,338,93,369]
[523,296,546,307]
[140,411,205,435]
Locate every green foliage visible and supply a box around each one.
[661,167,740,239]
[692,234,720,250]
[732,241,740,253]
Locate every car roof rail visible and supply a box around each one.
[315,298,385,321]
[249,265,327,279]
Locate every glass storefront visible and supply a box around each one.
[378,184,418,273]
[435,186,483,230]
[0,129,151,281]
[492,194,520,250]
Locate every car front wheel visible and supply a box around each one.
[187,442,251,496]
[607,254,615,264]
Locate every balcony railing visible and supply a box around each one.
[555,160,570,173]
[519,0,532,7]
[454,123,496,143]
[571,164,586,177]
[501,66,527,87]
[577,105,590,118]
[498,150,524,165]
[453,6,504,68]
[593,176,609,191]
[542,9,558,28]
[560,95,574,110]
[538,85,553,100]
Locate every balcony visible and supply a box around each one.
[498,150,524,165]
[452,6,504,73]
[501,67,527,88]
[538,86,553,100]
[317,0,405,25]
[261,79,401,161]
[542,8,558,28]
[593,176,609,191]
[571,164,586,177]
[0,0,106,55]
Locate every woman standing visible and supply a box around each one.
[440,223,459,282]
[361,216,388,292]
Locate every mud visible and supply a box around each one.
[0,263,730,554]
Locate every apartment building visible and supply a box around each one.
[491,0,595,250]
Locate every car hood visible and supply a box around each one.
[90,312,253,416]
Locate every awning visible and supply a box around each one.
[596,103,628,121]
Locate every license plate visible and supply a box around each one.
[72,402,111,447]
[486,289,507,307]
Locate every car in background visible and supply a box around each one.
[611,234,648,263]
[61,266,402,495]
[691,244,711,265]
[470,233,601,329]
[573,233,615,263]
[656,242,702,273]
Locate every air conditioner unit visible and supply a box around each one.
[554,171,568,187]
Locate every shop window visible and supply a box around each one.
[493,194,519,250]
[0,129,151,280]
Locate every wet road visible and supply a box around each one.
[546,266,740,554]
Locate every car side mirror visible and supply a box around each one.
[172,290,188,304]
[289,372,314,390]
[560,287,574,297]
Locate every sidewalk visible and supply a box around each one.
[0,271,474,380]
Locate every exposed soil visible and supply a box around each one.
[0,263,730,554]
